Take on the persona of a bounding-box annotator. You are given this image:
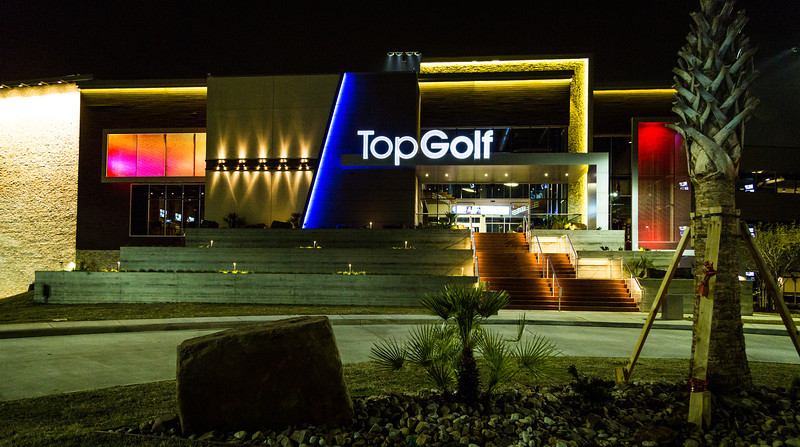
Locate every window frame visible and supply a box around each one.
[102,128,207,183]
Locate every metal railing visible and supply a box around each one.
[620,257,644,307]
[471,229,479,277]
[559,234,579,277]
[545,257,563,311]
[531,234,544,267]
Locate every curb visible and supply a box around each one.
[0,316,793,339]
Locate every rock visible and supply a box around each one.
[292,429,311,444]
[151,413,178,434]
[176,316,354,434]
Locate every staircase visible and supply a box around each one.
[474,232,639,312]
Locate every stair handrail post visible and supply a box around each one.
[471,229,479,277]
[532,234,544,272]
[547,256,562,311]
[563,233,579,277]
[620,256,644,307]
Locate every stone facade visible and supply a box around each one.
[0,84,80,297]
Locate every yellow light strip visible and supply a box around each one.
[420,58,589,154]
[419,78,572,89]
[80,87,207,96]
[594,89,676,96]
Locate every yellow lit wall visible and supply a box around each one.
[0,84,80,297]
[205,75,339,226]
[421,58,591,225]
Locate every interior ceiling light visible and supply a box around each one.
[504,183,519,187]
[462,187,475,193]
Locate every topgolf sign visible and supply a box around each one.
[358,129,494,166]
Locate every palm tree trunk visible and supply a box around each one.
[692,178,752,392]
[457,346,480,403]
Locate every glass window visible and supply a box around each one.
[106,132,206,179]
[130,184,205,236]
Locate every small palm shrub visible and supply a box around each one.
[370,282,558,403]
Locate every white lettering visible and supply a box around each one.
[358,130,375,159]
[421,129,448,159]
[370,136,393,159]
[482,130,494,158]
[359,129,493,166]
[450,135,473,159]
[394,136,418,165]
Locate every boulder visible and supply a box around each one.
[176,316,353,434]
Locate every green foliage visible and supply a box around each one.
[290,212,302,229]
[438,211,457,228]
[223,212,246,228]
[628,254,655,277]
[371,283,557,402]
[567,364,613,404]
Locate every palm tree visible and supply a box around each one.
[668,0,759,392]
[370,282,557,402]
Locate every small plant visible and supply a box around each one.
[567,364,613,404]
[223,212,246,228]
[371,283,558,402]
[629,254,656,277]
[439,211,457,228]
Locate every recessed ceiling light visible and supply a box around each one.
[445,173,449,177]
[544,173,549,177]
[484,173,488,177]
[504,173,508,177]
[565,173,569,176]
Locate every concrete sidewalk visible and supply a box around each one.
[1,309,797,339]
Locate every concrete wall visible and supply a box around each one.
[34,271,478,306]
[205,75,340,227]
[120,247,474,276]
[531,229,626,252]
[639,279,754,316]
[185,228,472,250]
[0,84,80,297]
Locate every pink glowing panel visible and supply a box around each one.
[136,134,166,177]
[106,134,137,177]
[166,134,195,176]
[194,133,206,176]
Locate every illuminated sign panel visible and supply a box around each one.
[359,129,493,166]
[452,204,511,215]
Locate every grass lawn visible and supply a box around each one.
[1,358,798,446]
[0,292,424,324]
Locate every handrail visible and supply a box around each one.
[621,257,644,307]
[545,257,563,311]
[531,234,544,267]
[471,229,479,277]
[559,234,579,277]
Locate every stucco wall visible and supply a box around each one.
[0,84,80,297]
[204,75,339,227]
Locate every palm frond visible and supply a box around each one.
[479,330,517,394]
[369,337,406,371]
[516,332,560,377]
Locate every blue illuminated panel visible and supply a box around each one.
[302,72,420,229]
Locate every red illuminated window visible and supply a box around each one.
[106,132,206,178]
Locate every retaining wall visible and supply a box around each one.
[185,228,472,249]
[34,271,478,306]
[119,247,473,276]
[639,279,754,316]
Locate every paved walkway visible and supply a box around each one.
[2,310,798,339]
[1,311,798,402]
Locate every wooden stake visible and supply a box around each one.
[739,220,800,358]
[615,226,692,383]
[688,211,722,428]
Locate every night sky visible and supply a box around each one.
[2,0,798,145]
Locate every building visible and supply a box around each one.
[1,53,797,298]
